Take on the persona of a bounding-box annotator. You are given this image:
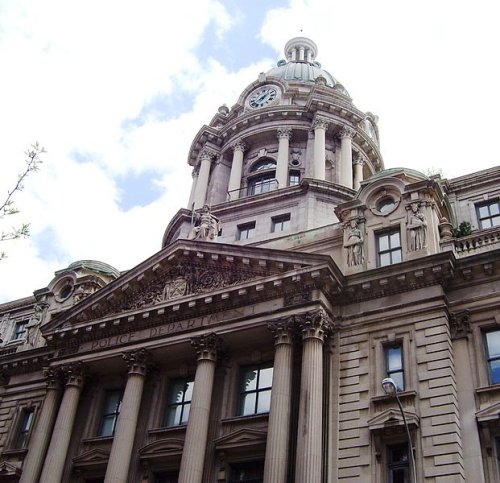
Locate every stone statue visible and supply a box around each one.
[189,205,222,241]
[344,219,364,267]
[407,202,427,251]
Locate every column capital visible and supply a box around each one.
[450,310,471,340]
[60,362,87,388]
[123,348,150,376]
[43,366,65,390]
[191,332,220,362]
[192,167,200,178]
[277,127,292,140]
[199,147,218,162]
[231,140,247,153]
[339,126,356,139]
[299,309,334,342]
[353,151,366,165]
[312,117,330,130]
[268,319,295,346]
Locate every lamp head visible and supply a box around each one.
[382,377,397,396]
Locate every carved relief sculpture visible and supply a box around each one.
[406,202,428,251]
[188,204,222,242]
[344,219,365,267]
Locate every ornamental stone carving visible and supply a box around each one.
[312,117,329,130]
[339,126,356,139]
[123,348,149,376]
[268,318,295,345]
[199,147,218,162]
[406,202,428,251]
[231,141,247,153]
[191,332,220,361]
[298,309,333,341]
[60,362,87,388]
[450,310,471,340]
[188,205,222,242]
[277,127,292,140]
[353,152,366,166]
[343,218,365,267]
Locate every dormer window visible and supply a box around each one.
[377,197,396,214]
[247,158,277,196]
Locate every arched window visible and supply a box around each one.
[247,158,277,196]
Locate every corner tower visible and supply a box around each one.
[163,37,384,247]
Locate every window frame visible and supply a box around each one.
[12,407,35,449]
[376,228,402,267]
[12,320,28,341]
[386,442,410,483]
[164,376,194,428]
[384,343,405,392]
[288,170,300,186]
[238,222,256,241]
[98,389,123,437]
[476,200,500,229]
[271,214,291,233]
[238,363,273,417]
[484,329,500,385]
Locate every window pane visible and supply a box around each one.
[240,392,256,416]
[391,371,405,391]
[392,249,402,264]
[104,391,121,413]
[100,415,116,437]
[257,389,271,413]
[378,234,389,251]
[184,381,194,401]
[490,203,500,216]
[387,347,403,371]
[379,253,391,267]
[482,218,492,228]
[490,359,500,384]
[242,369,258,391]
[181,403,191,424]
[487,331,500,357]
[390,232,401,248]
[259,367,273,388]
[492,215,500,227]
[479,205,490,218]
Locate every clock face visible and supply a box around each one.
[248,86,278,108]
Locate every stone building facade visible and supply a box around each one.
[0,37,500,483]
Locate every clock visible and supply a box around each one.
[248,86,278,109]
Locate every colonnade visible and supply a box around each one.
[22,310,332,483]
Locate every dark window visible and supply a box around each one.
[14,408,34,448]
[385,344,405,391]
[247,174,277,195]
[99,390,122,437]
[377,229,402,267]
[154,471,179,483]
[387,443,409,483]
[164,377,194,427]
[230,461,264,483]
[485,330,500,384]
[239,364,273,416]
[271,214,290,233]
[13,320,28,340]
[238,222,256,241]
[477,200,500,229]
[289,170,300,186]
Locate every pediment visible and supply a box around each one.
[139,438,184,459]
[367,408,419,432]
[214,428,267,451]
[0,461,22,476]
[476,401,500,423]
[72,447,110,467]
[43,239,338,336]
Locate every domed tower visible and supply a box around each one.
[163,37,384,247]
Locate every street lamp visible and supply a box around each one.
[381,377,417,483]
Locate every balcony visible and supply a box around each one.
[453,226,500,257]
[227,179,279,201]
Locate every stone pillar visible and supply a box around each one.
[353,153,364,191]
[227,141,246,200]
[313,118,329,181]
[276,128,292,188]
[104,349,149,483]
[339,127,355,189]
[178,333,219,483]
[187,168,199,209]
[193,148,216,210]
[39,363,86,483]
[263,319,294,483]
[295,310,331,483]
[20,368,63,483]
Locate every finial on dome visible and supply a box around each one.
[284,37,318,63]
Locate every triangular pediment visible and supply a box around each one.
[72,447,110,467]
[476,401,500,423]
[214,428,267,451]
[367,408,419,432]
[43,239,341,338]
[139,438,184,459]
[0,461,22,476]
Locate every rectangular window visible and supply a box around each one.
[99,389,122,437]
[238,222,256,241]
[230,461,264,483]
[289,170,300,186]
[12,320,28,340]
[477,200,500,229]
[377,229,402,267]
[164,378,194,427]
[485,330,500,384]
[14,408,34,448]
[385,344,405,391]
[239,364,273,416]
[387,443,409,483]
[271,214,291,233]
[154,471,179,483]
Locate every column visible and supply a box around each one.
[104,349,149,483]
[353,153,364,191]
[313,118,329,180]
[178,333,219,483]
[193,148,217,210]
[295,310,331,483]
[339,127,355,189]
[276,128,292,188]
[187,168,199,210]
[20,368,63,483]
[263,319,294,483]
[227,141,246,200]
[39,363,86,483]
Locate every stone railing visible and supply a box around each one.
[453,226,500,257]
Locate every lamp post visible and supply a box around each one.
[382,377,417,483]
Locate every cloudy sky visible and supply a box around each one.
[1,0,499,303]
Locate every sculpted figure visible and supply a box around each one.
[189,205,222,241]
[344,219,364,267]
[407,202,428,251]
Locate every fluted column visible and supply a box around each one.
[187,167,199,209]
[276,128,292,188]
[104,349,149,483]
[339,127,355,189]
[295,310,331,483]
[263,319,294,483]
[193,148,217,210]
[20,368,63,483]
[178,333,219,483]
[313,118,329,180]
[353,153,365,191]
[227,141,246,200]
[39,363,86,483]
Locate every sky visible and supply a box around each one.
[1,0,499,303]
